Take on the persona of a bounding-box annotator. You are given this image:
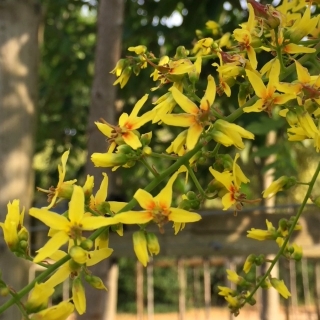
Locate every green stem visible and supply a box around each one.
[140,158,158,177]
[244,160,320,305]
[8,289,29,319]
[0,255,70,314]
[149,152,177,160]
[185,164,207,198]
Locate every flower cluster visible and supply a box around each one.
[0,0,319,318]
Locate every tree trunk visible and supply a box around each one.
[0,1,40,319]
[80,0,124,319]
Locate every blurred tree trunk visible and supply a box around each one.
[81,0,124,319]
[0,1,40,319]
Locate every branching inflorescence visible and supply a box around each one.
[1,0,320,318]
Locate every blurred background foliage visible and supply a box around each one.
[34,0,319,311]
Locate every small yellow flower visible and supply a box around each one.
[209,153,250,211]
[233,4,258,69]
[218,286,235,297]
[30,186,118,263]
[262,176,297,198]
[212,120,254,149]
[30,300,74,320]
[113,171,201,232]
[0,200,26,251]
[72,277,86,315]
[133,230,149,267]
[25,282,54,312]
[113,66,132,88]
[37,150,77,209]
[247,219,277,241]
[244,59,296,115]
[95,94,154,150]
[161,75,216,150]
[287,7,319,43]
[270,278,291,299]
[128,45,147,55]
[243,254,255,274]
[226,269,242,284]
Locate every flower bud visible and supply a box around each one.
[286,110,298,126]
[85,275,107,290]
[133,231,149,267]
[70,246,88,265]
[81,239,93,251]
[146,232,160,255]
[174,46,189,59]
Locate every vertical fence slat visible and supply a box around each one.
[203,259,211,320]
[178,258,186,320]
[136,261,144,320]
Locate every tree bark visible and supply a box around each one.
[0,1,40,319]
[80,0,124,319]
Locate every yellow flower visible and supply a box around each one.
[262,176,296,198]
[72,277,86,315]
[46,246,114,288]
[226,269,242,284]
[247,219,277,241]
[90,172,127,216]
[243,254,255,274]
[233,4,258,69]
[209,153,250,211]
[166,130,188,156]
[244,59,296,115]
[218,286,235,297]
[133,230,149,267]
[192,37,214,56]
[37,150,77,209]
[95,94,154,150]
[161,75,216,150]
[113,171,201,232]
[29,185,118,263]
[287,7,319,43]
[270,278,291,299]
[113,66,132,88]
[212,119,254,149]
[25,282,54,312]
[30,300,74,320]
[128,45,147,55]
[0,200,26,251]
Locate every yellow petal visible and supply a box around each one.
[34,231,69,263]
[200,75,216,110]
[29,208,69,231]
[154,172,179,208]
[45,264,70,288]
[169,208,201,223]
[109,201,128,213]
[68,185,85,224]
[284,43,316,54]
[114,211,153,224]
[95,122,113,138]
[245,70,266,98]
[122,131,142,150]
[134,189,155,209]
[170,87,198,114]
[95,173,108,205]
[72,278,86,315]
[130,94,149,118]
[243,99,265,113]
[80,216,118,230]
[221,192,235,210]
[186,123,204,150]
[161,114,196,127]
[295,60,311,84]
[86,248,114,266]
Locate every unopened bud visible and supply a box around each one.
[146,232,160,255]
